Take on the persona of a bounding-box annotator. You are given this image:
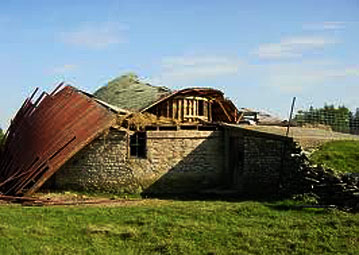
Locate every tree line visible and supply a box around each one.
[294,105,359,134]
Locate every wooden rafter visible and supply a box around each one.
[217,100,232,122]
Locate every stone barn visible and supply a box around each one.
[0,78,295,197]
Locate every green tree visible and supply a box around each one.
[294,104,351,133]
[349,108,359,134]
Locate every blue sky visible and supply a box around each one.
[0,0,358,128]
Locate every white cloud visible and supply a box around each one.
[156,55,241,84]
[49,64,77,74]
[61,22,127,49]
[303,21,346,31]
[154,54,359,92]
[254,36,337,59]
[261,61,359,92]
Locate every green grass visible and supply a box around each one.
[0,199,358,254]
[310,140,359,173]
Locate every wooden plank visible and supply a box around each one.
[217,100,232,122]
[178,99,182,121]
[236,112,245,124]
[172,100,177,119]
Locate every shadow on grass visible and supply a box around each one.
[143,191,289,205]
[142,191,334,214]
[264,200,332,214]
[40,187,334,214]
[141,191,277,202]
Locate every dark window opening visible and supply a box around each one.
[159,126,177,131]
[198,101,204,116]
[145,126,157,131]
[186,100,190,115]
[130,132,147,158]
[180,125,198,130]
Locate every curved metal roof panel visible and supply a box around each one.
[0,85,117,196]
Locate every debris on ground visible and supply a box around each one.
[0,193,141,207]
[282,150,359,212]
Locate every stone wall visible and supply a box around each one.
[224,126,295,196]
[54,128,223,194]
[53,125,297,196]
[54,129,132,193]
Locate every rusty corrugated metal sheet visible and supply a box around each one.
[0,85,117,196]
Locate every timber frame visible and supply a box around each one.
[141,88,241,124]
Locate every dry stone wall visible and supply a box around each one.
[225,126,294,196]
[55,129,223,194]
[54,130,134,193]
[53,125,303,196]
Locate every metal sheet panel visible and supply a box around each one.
[0,85,117,196]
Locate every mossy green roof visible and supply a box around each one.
[94,74,171,111]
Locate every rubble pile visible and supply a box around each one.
[282,146,359,212]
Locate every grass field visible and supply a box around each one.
[1,127,358,254]
[310,140,359,174]
[0,199,358,255]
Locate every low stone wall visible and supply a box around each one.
[53,125,299,196]
[54,128,223,194]
[54,129,131,193]
[224,126,295,195]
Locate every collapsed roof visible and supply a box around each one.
[0,85,119,196]
[0,80,241,196]
[94,74,171,111]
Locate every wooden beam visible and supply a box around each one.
[172,100,177,119]
[178,99,182,121]
[217,100,232,122]
[236,112,245,124]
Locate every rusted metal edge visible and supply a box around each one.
[0,194,132,206]
[50,82,65,96]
